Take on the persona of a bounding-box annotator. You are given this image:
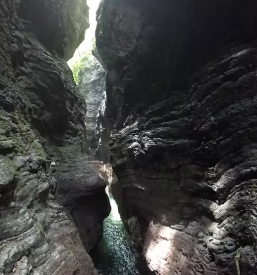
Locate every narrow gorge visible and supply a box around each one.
[1,0,257,275]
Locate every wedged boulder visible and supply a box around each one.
[96,0,257,274]
[55,158,111,251]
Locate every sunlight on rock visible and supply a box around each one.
[92,161,121,221]
[68,0,101,68]
[100,163,115,184]
[144,222,175,274]
[106,188,121,221]
[92,161,117,185]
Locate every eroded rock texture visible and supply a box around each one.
[0,0,107,274]
[77,54,109,161]
[55,158,110,252]
[96,0,257,274]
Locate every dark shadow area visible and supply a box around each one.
[106,43,257,274]
[94,0,257,274]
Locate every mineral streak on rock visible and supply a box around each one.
[96,0,257,274]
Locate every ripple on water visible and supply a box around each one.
[90,194,141,275]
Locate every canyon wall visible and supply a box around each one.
[77,53,109,162]
[0,0,110,274]
[96,0,257,274]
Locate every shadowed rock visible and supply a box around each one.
[0,0,105,274]
[96,0,257,274]
[55,158,111,251]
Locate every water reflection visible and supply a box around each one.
[90,190,141,275]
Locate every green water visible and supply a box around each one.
[90,192,141,275]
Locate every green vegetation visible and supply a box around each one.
[68,0,99,84]
[235,247,243,275]
[69,52,92,84]
[30,140,46,159]
[70,58,84,84]
[58,143,84,159]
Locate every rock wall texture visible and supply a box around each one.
[96,0,257,274]
[77,53,109,161]
[0,0,108,274]
[55,158,110,252]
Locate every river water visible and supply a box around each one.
[90,191,141,275]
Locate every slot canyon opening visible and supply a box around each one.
[68,1,151,274]
[3,0,257,274]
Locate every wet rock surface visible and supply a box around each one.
[96,0,257,274]
[0,0,107,274]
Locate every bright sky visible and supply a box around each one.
[68,0,101,67]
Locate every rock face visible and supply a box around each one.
[55,158,111,252]
[21,0,89,60]
[96,0,257,274]
[0,0,108,274]
[77,54,109,161]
